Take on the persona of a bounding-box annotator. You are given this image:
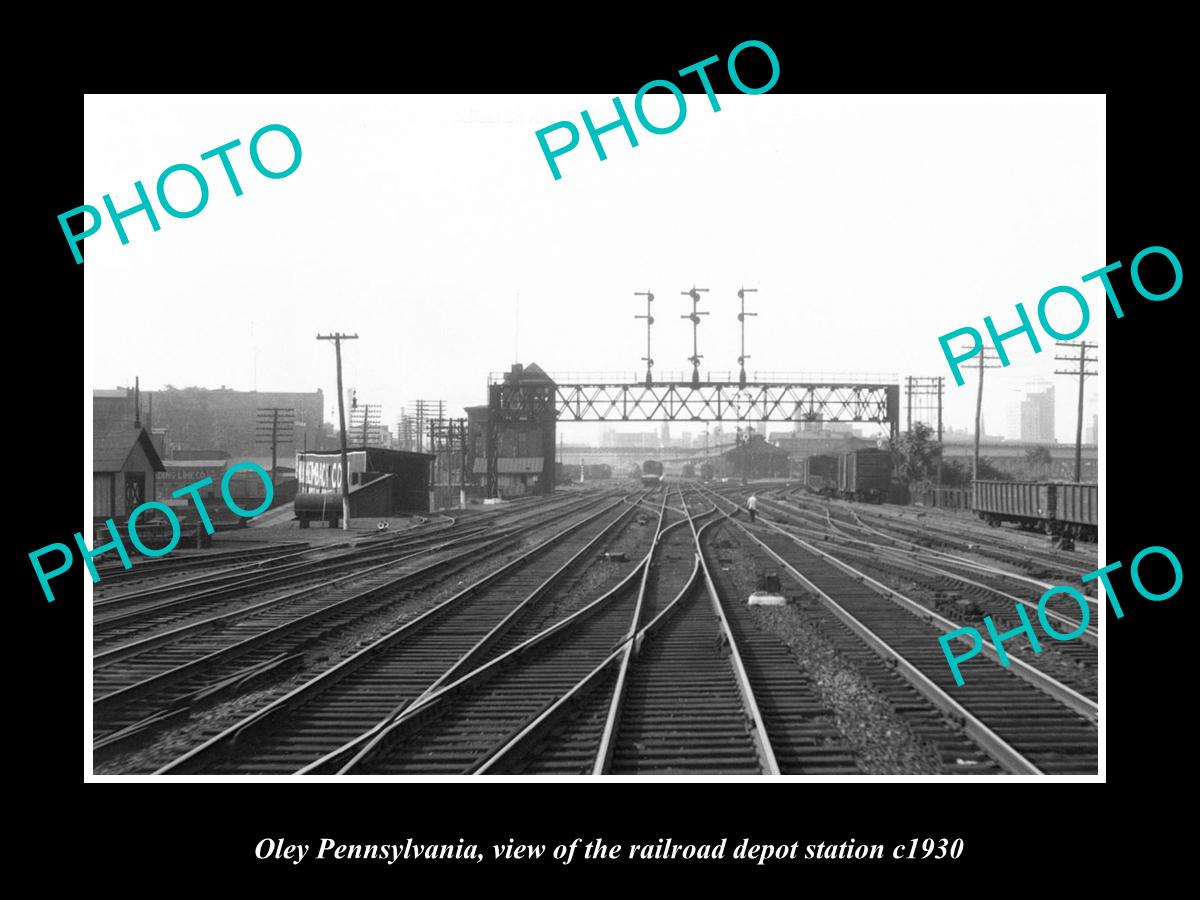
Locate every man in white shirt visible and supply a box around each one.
[747,494,758,523]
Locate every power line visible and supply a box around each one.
[255,407,296,494]
[1054,340,1098,483]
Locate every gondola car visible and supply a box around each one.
[836,448,892,503]
[641,459,665,486]
[974,480,1096,542]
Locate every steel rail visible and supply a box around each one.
[153,494,642,775]
[699,489,1044,775]
[705,487,1097,725]
[318,491,678,775]
[758,500,1096,646]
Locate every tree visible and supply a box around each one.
[1025,445,1053,480]
[889,422,941,485]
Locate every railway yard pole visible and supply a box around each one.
[317,332,359,530]
[1055,341,1098,482]
[963,346,999,485]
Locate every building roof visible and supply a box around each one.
[94,426,166,473]
[299,448,434,461]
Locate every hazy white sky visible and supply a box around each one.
[84,94,1103,444]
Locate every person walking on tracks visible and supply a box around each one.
[747,493,758,524]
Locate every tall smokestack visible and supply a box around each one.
[134,376,141,429]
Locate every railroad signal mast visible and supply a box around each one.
[737,286,758,389]
[1055,340,1098,482]
[680,285,709,387]
[634,290,655,386]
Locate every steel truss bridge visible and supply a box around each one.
[483,371,901,497]
[553,381,899,427]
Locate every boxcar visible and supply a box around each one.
[837,449,892,502]
[800,454,838,494]
[699,462,714,483]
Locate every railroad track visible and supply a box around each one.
[93,490,620,648]
[477,493,856,775]
[94,492,641,760]
[152,491,652,774]
[703,488,1097,775]
[95,541,315,588]
[763,492,1100,603]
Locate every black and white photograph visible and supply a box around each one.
[77,90,1113,780]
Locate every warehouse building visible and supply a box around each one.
[294,447,434,526]
[717,434,791,480]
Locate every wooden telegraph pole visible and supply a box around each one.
[1055,340,1098,482]
[962,345,1000,484]
[316,333,359,529]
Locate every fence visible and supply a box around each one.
[911,481,973,511]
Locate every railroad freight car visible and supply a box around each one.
[974,480,1096,542]
[799,454,838,495]
[700,462,714,483]
[836,448,892,503]
[641,459,665,486]
[681,463,695,479]
[1054,482,1097,541]
[583,463,613,480]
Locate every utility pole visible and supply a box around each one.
[962,346,1000,484]
[634,290,655,386]
[680,286,709,388]
[316,332,359,529]
[736,287,757,388]
[906,375,913,433]
[904,376,945,485]
[255,407,295,495]
[1055,340,1098,482]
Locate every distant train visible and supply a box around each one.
[681,463,695,479]
[835,448,892,503]
[797,454,838,495]
[699,462,714,483]
[974,480,1097,542]
[641,459,665,486]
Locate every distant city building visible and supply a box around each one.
[93,386,327,459]
[1019,384,1055,443]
